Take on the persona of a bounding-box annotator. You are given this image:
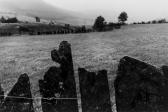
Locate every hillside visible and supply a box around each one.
[0,0,92,25]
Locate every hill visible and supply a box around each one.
[0,0,93,25]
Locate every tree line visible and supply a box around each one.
[133,19,168,24]
[93,12,128,32]
[0,16,19,23]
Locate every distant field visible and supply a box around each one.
[1,24,168,111]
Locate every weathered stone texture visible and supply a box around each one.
[115,56,168,112]
[51,41,74,81]
[2,73,34,112]
[0,83,4,111]
[79,68,112,112]
[39,41,78,112]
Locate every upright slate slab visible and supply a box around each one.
[1,73,34,112]
[114,56,168,112]
[78,68,112,112]
[51,41,74,81]
[39,41,78,112]
[0,83,4,103]
[0,83,4,111]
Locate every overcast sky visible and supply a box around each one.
[0,0,168,22]
[43,0,168,22]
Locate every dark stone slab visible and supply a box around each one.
[39,66,78,112]
[50,41,76,97]
[161,65,168,79]
[78,68,112,112]
[51,41,74,81]
[114,56,168,112]
[0,83,4,103]
[1,73,34,112]
[0,83,4,111]
[40,41,78,112]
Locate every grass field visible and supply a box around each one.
[1,24,168,112]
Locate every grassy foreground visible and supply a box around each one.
[1,24,168,112]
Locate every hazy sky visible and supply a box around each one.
[0,0,168,22]
[43,0,168,22]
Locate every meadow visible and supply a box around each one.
[1,24,168,111]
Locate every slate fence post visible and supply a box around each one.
[78,68,112,112]
[39,41,78,112]
[1,73,34,112]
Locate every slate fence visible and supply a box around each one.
[1,41,168,112]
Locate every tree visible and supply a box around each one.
[0,16,6,23]
[81,25,86,33]
[118,12,128,24]
[93,16,106,31]
[158,19,167,24]
[6,17,18,23]
[35,17,40,22]
[152,20,157,24]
